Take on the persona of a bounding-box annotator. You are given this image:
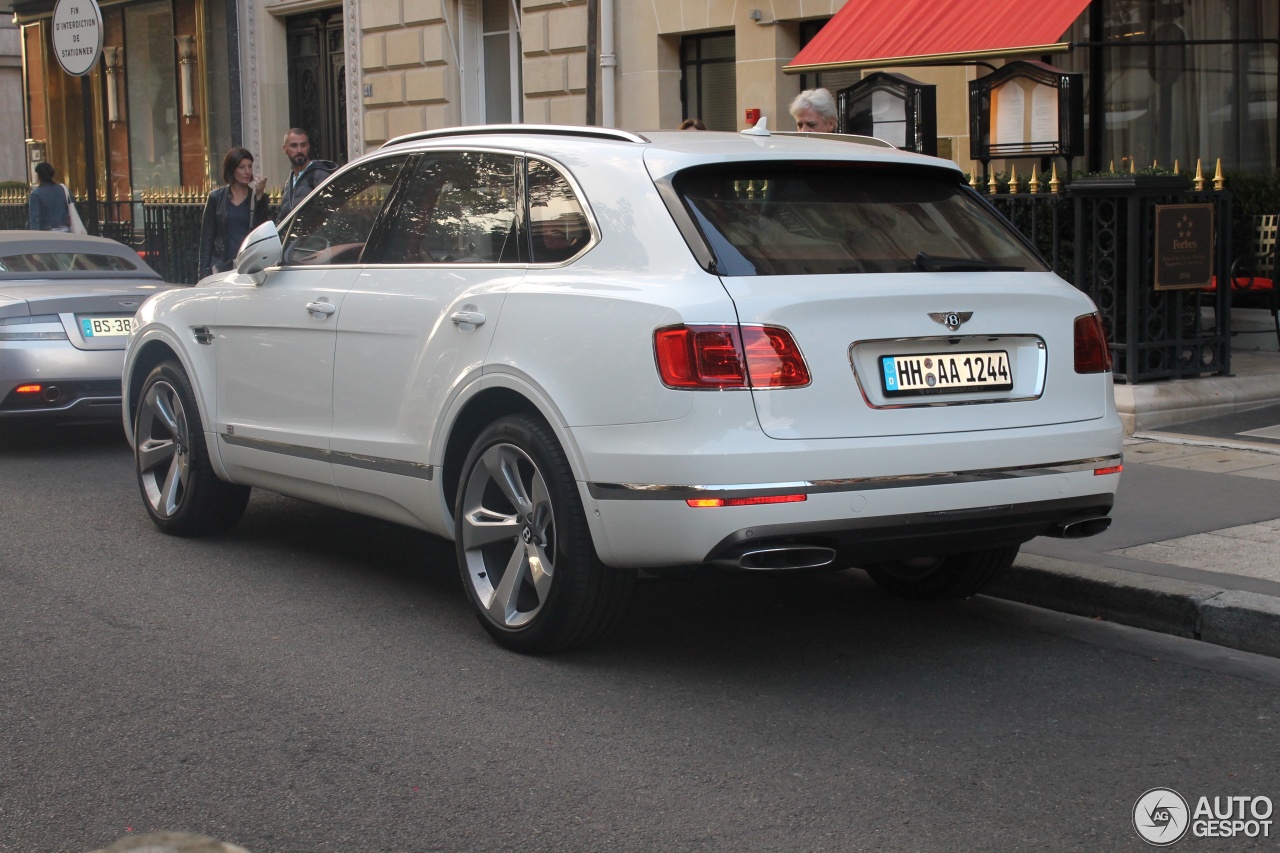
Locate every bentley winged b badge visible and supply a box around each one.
[928,311,973,332]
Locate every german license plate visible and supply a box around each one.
[881,350,1011,396]
[80,316,132,337]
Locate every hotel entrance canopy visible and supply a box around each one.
[784,0,1091,73]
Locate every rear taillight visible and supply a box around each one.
[1073,313,1112,374]
[654,324,810,389]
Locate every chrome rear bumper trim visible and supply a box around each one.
[587,454,1122,501]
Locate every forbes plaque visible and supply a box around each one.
[1154,203,1214,290]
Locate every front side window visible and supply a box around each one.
[674,163,1048,276]
[377,152,519,265]
[281,156,407,266]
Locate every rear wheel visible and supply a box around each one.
[455,414,635,653]
[134,360,250,536]
[864,546,1018,601]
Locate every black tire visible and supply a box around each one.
[134,360,250,536]
[864,545,1018,601]
[454,413,635,653]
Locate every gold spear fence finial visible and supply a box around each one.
[1194,159,1205,191]
[1213,158,1225,191]
[1028,164,1040,194]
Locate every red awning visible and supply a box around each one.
[784,0,1091,73]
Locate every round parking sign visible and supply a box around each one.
[51,0,103,77]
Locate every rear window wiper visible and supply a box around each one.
[914,252,1025,272]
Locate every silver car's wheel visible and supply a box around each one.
[455,414,635,653]
[134,360,250,536]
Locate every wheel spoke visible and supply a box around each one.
[529,474,553,541]
[160,450,187,516]
[137,437,176,474]
[488,544,529,624]
[528,541,554,598]
[462,507,521,549]
[146,385,182,442]
[482,445,532,516]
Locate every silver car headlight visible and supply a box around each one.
[0,314,69,341]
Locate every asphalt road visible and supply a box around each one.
[3,422,1280,852]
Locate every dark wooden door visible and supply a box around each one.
[286,9,348,165]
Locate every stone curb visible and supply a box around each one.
[986,553,1280,659]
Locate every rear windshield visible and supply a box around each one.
[673,163,1047,276]
[0,252,140,273]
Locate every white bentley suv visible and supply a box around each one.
[122,125,1123,652]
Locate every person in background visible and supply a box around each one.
[789,88,838,133]
[679,118,707,130]
[199,147,270,279]
[276,128,338,221]
[27,162,71,231]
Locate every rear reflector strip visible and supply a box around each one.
[15,384,42,394]
[1093,464,1123,476]
[686,494,807,508]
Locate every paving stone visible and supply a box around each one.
[1146,448,1280,473]
[1111,527,1280,581]
[1121,441,1217,464]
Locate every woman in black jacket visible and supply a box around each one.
[199,147,270,278]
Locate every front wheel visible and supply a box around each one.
[134,360,250,536]
[864,545,1018,601]
[455,414,635,653]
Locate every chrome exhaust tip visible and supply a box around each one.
[1048,515,1112,539]
[729,545,838,571]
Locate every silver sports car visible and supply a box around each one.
[0,231,177,420]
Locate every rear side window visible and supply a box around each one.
[673,163,1047,276]
[528,159,590,264]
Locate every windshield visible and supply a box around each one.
[673,163,1047,276]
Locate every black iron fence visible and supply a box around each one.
[0,172,1239,384]
[0,187,278,286]
[979,166,1233,384]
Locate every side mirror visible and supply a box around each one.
[236,220,282,284]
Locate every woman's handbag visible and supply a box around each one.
[63,185,87,234]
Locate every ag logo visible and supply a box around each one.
[1134,787,1190,845]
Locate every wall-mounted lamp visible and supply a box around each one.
[176,35,197,121]
[103,46,123,124]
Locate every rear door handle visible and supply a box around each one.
[450,310,486,327]
[306,300,337,317]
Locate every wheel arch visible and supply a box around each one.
[440,387,544,519]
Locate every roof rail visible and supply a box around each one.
[771,131,897,149]
[381,124,650,149]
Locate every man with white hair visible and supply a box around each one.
[789,88,838,133]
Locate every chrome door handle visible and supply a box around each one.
[306,300,337,317]
[450,310,486,326]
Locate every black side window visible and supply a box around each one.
[527,159,590,264]
[378,151,519,264]
[281,156,407,266]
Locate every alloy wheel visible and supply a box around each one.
[136,379,191,519]
[459,442,556,629]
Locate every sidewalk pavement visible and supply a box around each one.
[987,350,1280,659]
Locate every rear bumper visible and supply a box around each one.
[571,407,1123,568]
[0,343,124,419]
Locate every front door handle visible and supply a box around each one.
[450,310,487,327]
[306,300,337,318]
